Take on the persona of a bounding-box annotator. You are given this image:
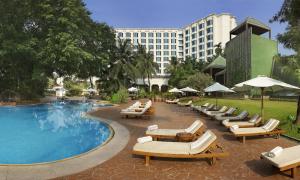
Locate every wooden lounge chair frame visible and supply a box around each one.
[132,141,229,166]
[260,154,300,178]
[121,107,154,119]
[146,125,205,141]
[234,128,285,144]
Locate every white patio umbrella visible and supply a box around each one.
[180,87,199,93]
[168,88,183,93]
[204,82,235,106]
[233,75,300,119]
[84,88,97,93]
[128,87,139,92]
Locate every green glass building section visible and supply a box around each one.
[251,34,278,78]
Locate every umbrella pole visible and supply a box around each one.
[261,87,264,120]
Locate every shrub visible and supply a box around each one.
[138,88,148,98]
[110,88,129,104]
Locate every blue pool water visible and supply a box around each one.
[0,101,112,164]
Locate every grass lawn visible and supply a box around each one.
[192,98,300,139]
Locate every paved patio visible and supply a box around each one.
[55,101,298,180]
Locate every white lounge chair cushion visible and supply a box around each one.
[133,141,190,155]
[249,115,260,123]
[189,130,217,154]
[185,120,201,133]
[261,145,300,168]
[191,131,211,149]
[266,146,283,158]
[231,127,266,135]
[147,125,158,131]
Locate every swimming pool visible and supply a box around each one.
[0,101,112,164]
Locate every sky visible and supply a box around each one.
[84,0,294,55]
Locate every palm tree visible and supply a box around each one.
[134,44,159,92]
[109,38,138,91]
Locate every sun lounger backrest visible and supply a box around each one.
[249,114,260,123]
[238,111,248,118]
[226,107,236,114]
[219,106,227,112]
[203,103,209,107]
[185,120,203,133]
[189,130,216,154]
[262,119,280,131]
[207,104,214,109]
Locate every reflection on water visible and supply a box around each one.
[0,101,111,164]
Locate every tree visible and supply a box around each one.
[270,0,300,124]
[134,44,159,92]
[178,72,213,93]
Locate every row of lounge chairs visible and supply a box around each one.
[120,100,153,118]
[133,120,228,166]
[190,102,297,178]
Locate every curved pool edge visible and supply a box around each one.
[0,118,130,180]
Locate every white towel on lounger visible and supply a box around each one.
[147,125,158,131]
[267,146,283,158]
[137,136,153,143]
[230,125,239,131]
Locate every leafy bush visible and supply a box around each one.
[64,78,88,96]
[179,72,213,93]
[138,88,148,98]
[110,88,129,104]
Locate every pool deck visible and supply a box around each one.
[54,101,298,180]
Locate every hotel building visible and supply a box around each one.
[115,13,237,91]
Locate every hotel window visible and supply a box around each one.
[179,40,183,45]
[192,47,196,52]
[171,32,176,37]
[164,63,169,67]
[207,27,213,34]
[148,32,154,37]
[156,39,161,43]
[199,30,204,36]
[185,49,189,54]
[199,37,204,43]
[148,39,154,44]
[141,39,146,44]
[179,52,183,56]
[156,33,161,37]
[185,36,190,41]
[207,19,213,26]
[207,49,213,55]
[149,50,153,54]
[163,32,169,37]
[179,34,183,38]
[171,45,176,49]
[156,57,161,62]
[126,32,131,37]
[163,39,169,43]
[207,42,213,48]
[199,44,204,50]
[171,39,176,43]
[149,45,154,49]
[118,32,123,37]
[163,51,169,56]
[192,54,196,58]
[133,39,139,45]
[185,30,189,34]
[141,32,146,37]
[185,43,189,47]
[192,34,196,39]
[199,51,205,57]
[192,26,197,32]
[171,51,176,56]
[163,57,169,62]
[156,45,161,49]
[142,45,146,49]
[164,45,169,49]
[192,40,196,46]
[207,34,213,41]
[156,51,161,56]
[133,33,138,37]
[198,23,204,29]
[179,46,183,50]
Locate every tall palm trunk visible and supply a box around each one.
[89,77,93,88]
[147,72,151,92]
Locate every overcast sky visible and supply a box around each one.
[84,0,294,55]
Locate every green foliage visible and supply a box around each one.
[64,78,88,96]
[179,72,213,93]
[138,88,148,98]
[110,88,129,104]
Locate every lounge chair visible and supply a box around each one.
[195,104,214,112]
[146,120,204,140]
[165,99,179,104]
[133,130,229,166]
[230,119,284,144]
[222,114,262,128]
[191,103,209,111]
[121,100,152,118]
[178,100,192,107]
[203,106,227,116]
[215,110,248,122]
[261,145,300,178]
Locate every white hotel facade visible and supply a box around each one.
[115,13,237,91]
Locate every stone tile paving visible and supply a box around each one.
[54,102,298,180]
